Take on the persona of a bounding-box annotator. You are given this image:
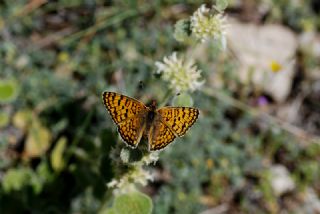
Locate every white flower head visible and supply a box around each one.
[107,166,153,195]
[140,152,159,165]
[155,52,204,93]
[190,4,227,44]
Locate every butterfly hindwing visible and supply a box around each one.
[148,116,176,151]
[118,114,146,148]
[157,107,199,137]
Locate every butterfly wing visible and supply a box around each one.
[117,115,146,148]
[102,92,147,148]
[157,107,199,137]
[103,92,147,124]
[148,116,177,151]
[148,107,199,151]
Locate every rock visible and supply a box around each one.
[299,31,320,59]
[226,20,298,102]
[270,165,295,196]
[300,188,320,213]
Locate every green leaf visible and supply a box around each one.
[51,137,67,172]
[0,79,19,103]
[174,19,191,43]
[2,168,31,192]
[100,208,116,214]
[0,112,9,128]
[172,93,194,107]
[216,0,228,12]
[113,192,152,214]
[13,109,33,130]
[25,118,52,158]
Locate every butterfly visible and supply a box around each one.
[102,92,199,151]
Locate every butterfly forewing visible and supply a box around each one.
[103,92,147,124]
[157,107,199,137]
[118,114,146,148]
[103,92,148,147]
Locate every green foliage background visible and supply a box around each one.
[0,0,320,213]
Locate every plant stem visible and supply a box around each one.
[65,108,94,165]
[159,89,173,107]
[60,6,150,45]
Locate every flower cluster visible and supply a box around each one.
[107,167,153,195]
[155,52,204,93]
[107,152,159,195]
[190,4,227,44]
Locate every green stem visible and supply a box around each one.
[60,10,136,45]
[97,190,113,213]
[60,5,150,45]
[65,108,94,165]
[159,89,173,107]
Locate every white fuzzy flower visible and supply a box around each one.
[155,52,204,93]
[107,166,153,195]
[190,4,227,44]
[107,179,118,188]
[140,152,159,165]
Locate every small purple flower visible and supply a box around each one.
[257,96,268,106]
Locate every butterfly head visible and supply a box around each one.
[148,99,157,111]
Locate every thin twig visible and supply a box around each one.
[199,204,229,214]
[159,89,173,107]
[59,8,144,45]
[31,28,75,50]
[13,0,47,17]
[64,108,94,165]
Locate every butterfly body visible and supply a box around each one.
[144,100,157,136]
[146,100,157,122]
[102,92,199,151]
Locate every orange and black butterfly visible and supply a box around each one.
[102,92,199,151]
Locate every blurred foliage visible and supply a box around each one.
[105,192,153,214]
[0,0,320,214]
[0,79,18,103]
